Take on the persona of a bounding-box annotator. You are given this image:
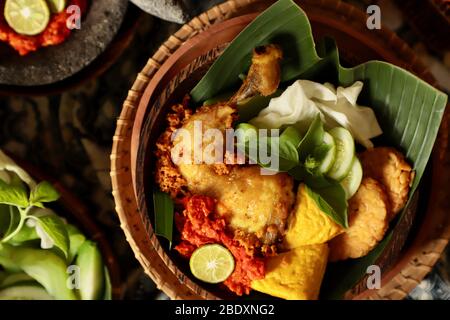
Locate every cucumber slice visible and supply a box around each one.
[235,123,258,143]
[326,127,355,181]
[0,285,54,300]
[340,157,363,199]
[318,132,336,174]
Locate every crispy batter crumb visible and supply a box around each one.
[154,100,193,201]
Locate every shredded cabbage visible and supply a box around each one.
[250,80,383,148]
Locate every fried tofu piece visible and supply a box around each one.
[359,147,413,219]
[329,178,389,261]
[251,244,329,300]
[283,184,343,249]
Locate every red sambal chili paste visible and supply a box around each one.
[174,195,265,296]
[0,0,88,56]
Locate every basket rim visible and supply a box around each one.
[111,0,450,300]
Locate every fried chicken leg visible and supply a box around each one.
[166,45,294,246]
[230,44,283,104]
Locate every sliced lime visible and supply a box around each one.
[4,0,50,36]
[189,244,235,284]
[46,0,66,13]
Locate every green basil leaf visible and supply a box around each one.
[312,143,332,163]
[36,215,70,259]
[3,206,21,240]
[237,135,299,172]
[153,190,174,247]
[297,115,325,160]
[0,179,29,208]
[29,181,60,207]
[305,183,348,228]
[9,223,39,244]
[280,126,302,148]
[276,138,300,171]
[8,173,27,191]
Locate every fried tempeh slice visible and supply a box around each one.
[359,147,413,219]
[329,178,390,261]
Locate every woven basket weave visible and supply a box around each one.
[110,0,450,300]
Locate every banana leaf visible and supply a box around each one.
[190,0,448,298]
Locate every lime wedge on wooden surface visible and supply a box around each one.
[46,0,66,13]
[4,0,50,36]
[189,244,235,284]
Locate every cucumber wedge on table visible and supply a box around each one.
[340,157,363,199]
[326,127,355,181]
[75,241,105,300]
[0,244,77,300]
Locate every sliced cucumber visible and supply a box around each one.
[0,244,78,300]
[75,241,105,300]
[0,285,54,300]
[318,132,336,174]
[326,127,355,181]
[235,123,258,143]
[340,157,363,199]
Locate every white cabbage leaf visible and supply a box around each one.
[250,80,383,148]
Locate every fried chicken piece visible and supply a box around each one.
[177,163,294,245]
[154,103,193,201]
[172,105,294,245]
[158,44,293,247]
[329,178,390,261]
[230,44,283,103]
[359,147,413,219]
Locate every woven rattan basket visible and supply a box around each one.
[110,0,450,300]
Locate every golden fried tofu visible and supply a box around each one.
[359,147,413,219]
[251,244,329,300]
[329,178,389,261]
[284,184,343,249]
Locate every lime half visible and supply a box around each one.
[190,244,235,284]
[4,0,50,36]
[46,0,66,13]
